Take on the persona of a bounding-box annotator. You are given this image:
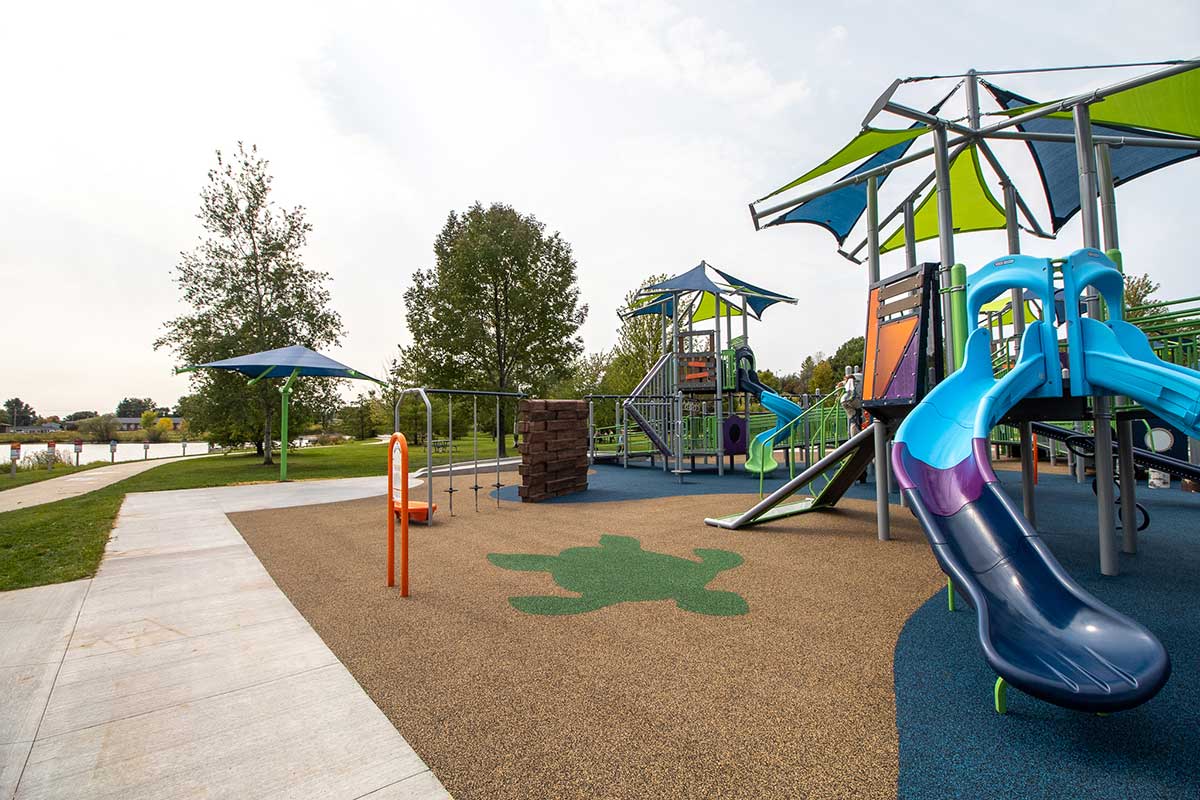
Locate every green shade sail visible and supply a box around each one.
[759,126,931,201]
[690,291,744,323]
[880,145,1006,253]
[997,68,1200,138]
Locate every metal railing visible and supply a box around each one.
[622,352,676,463]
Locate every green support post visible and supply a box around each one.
[278,368,300,482]
[950,263,968,372]
[994,677,1008,714]
[947,577,956,612]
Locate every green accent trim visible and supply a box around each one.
[994,677,1008,714]
[947,577,956,612]
[173,365,200,375]
[950,263,968,370]
[488,534,748,616]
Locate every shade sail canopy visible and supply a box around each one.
[1001,69,1200,139]
[625,262,796,322]
[765,128,922,243]
[760,127,931,201]
[762,87,958,244]
[986,82,1200,232]
[195,345,380,382]
[880,145,1006,253]
[643,263,724,295]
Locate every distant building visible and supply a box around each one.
[115,416,185,431]
[13,422,62,433]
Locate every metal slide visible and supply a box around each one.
[1030,421,1200,484]
[705,424,876,529]
[893,252,1174,713]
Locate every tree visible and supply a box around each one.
[116,398,156,418]
[756,368,782,392]
[3,398,36,428]
[339,391,379,440]
[155,143,344,464]
[400,202,587,455]
[65,410,98,422]
[604,275,669,395]
[548,350,612,400]
[1124,273,1162,320]
[829,336,865,375]
[140,410,158,431]
[79,414,120,442]
[809,360,836,394]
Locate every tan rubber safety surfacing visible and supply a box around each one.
[230,478,943,800]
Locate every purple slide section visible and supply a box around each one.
[892,439,997,517]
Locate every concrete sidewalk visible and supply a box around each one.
[0,476,447,799]
[0,455,209,514]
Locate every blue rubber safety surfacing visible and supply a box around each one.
[493,459,887,505]
[895,469,1200,800]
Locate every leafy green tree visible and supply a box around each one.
[809,360,836,394]
[339,391,380,440]
[400,202,587,455]
[829,336,865,375]
[140,410,158,431]
[155,143,344,463]
[756,368,782,392]
[4,398,37,428]
[1124,273,1162,320]
[604,274,669,395]
[79,414,120,442]
[65,410,98,422]
[116,398,156,418]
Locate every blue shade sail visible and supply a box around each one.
[197,345,379,381]
[985,82,1200,232]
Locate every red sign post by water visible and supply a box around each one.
[46,440,56,472]
[8,443,18,477]
[74,438,83,466]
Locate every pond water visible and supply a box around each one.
[9,441,212,465]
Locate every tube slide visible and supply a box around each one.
[744,390,803,474]
[893,252,1171,713]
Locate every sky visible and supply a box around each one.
[1,1,1197,417]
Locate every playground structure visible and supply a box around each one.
[585,262,852,479]
[735,59,1200,714]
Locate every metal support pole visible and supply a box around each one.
[394,388,435,525]
[473,397,481,512]
[933,125,957,372]
[1098,142,1137,550]
[1075,105,1118,576]
[902,200,916,270]
[867,175,890,540]
[494,397,502,508]
[715,294,724,476]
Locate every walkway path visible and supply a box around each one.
[0,476,447,799]
[0,455,208,514]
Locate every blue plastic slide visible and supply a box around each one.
[892,250,1177,713]
[745,390,802,474]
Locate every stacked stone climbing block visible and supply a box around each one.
[517,399,588,502]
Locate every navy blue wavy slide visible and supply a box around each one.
[892,252,1179,713]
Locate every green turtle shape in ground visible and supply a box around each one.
[487,534,748,616]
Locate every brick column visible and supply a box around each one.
[517,399,588,502]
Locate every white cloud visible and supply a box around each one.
[543,0,810,114]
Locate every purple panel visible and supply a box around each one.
[891,441,990,517]
[882,328,920,401]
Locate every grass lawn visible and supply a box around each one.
[0,435,517,592]
[0,461,112,492]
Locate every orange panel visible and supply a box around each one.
[863,287,881,401]
[872,315,919,400]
